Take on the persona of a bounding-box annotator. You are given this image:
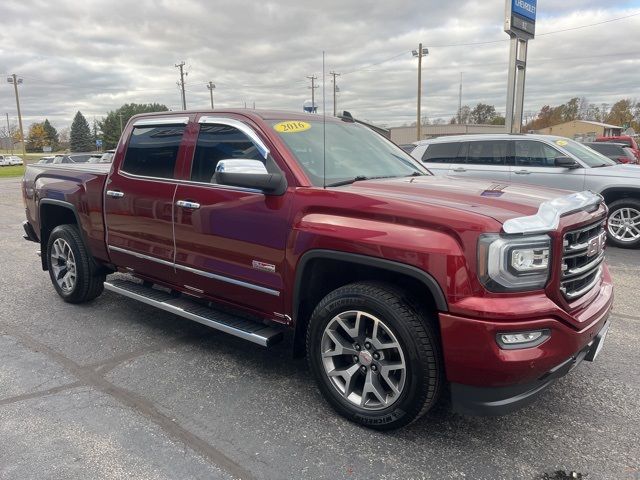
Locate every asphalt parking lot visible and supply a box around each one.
[0,177,638,480]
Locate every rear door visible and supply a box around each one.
[447,140,511,182]
[418,142,461,176]
[172,117,292,317]
[104,116,188,284]
[510,140,586,191]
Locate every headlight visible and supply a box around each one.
[478,234,551,292]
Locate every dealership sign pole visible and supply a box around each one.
[504,0,536,133]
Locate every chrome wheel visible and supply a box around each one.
[320,310,406,410]
[50,238,77,293]
[608,207,640,243]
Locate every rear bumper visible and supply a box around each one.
[22,220,39,243]
[450,320,610,415]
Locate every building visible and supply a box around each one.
[534,120,623,142]
[389,124,507,145]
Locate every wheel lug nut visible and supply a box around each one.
[360,365,367,373]
[371,365,377,372]
[373,352,380,360]
[354,344,361,351]
[353,355,359,363]
[364,342,372,350]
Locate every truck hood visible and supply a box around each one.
[342,175,568,225]
[586,163,640,179]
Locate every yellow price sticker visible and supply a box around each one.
[556,140,568,146]
[274,121,311,133]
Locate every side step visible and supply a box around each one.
[104,279,284,347]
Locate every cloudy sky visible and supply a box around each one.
[1,0,639,131]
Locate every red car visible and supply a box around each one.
[596,135,640,162]
[22,110,613,429]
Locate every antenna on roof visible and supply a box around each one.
[323,51,326,189]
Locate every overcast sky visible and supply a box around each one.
[1,0,639,131]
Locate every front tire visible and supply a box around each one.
[46,224,105,303]
[606,198,640,249]
[306,282,443,430]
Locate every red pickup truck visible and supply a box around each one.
[596,135,640,162]
[22,110,613,429]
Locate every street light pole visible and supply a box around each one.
[412,45,429,141]
[7,74,26,158]
[207,81,216,109]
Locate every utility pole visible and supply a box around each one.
[206,81,216,109]
[458,72,463,124]
[412,45,429,141]
[5,113,12,154]
[329,71,340,116]
[7,74,26,158]
[306,75,318,112]
[175,62,187,110]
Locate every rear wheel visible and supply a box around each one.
[606,198,640,249]
[47,224,105,303]
[306,282,442,430]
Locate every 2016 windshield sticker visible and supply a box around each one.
[274,121,311,133]
[556,140,568,146]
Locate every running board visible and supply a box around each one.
[104,279,284,347]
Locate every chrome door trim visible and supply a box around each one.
[133,116,190,126]
[107,245,280,297]
[198,116,270,160]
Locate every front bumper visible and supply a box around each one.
[450,321,610,415]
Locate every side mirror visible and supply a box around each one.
[214,159,287,195]
[555,156,580,169]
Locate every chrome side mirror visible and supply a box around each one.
[214,159,287,195]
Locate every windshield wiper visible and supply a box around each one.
[326,175,369,187]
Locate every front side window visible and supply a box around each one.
[121,125,185,178]
[553,138,615,167]
[515,141,560,167]
[422,143,460,163]
[464,141,508,165]
[190,124,263,183]
[271,120,427,186]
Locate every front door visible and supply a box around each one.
[510,140,586,191]
[173,119,292,318]
[104,119,187,284]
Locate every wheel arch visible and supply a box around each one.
[291,249,447,357]
[39,199,83,270]
[600,187,640,205]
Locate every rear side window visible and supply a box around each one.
[121,125,185,178]
[464,141,508,165]
[190,124,263,183]
[422,142,460,163]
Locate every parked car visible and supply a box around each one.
[584,142,638,164]
[0,155,10,166]
[22,110,612,430]
[36,156,56,164]
[411,134,640,248]
[595,135,640,162]
[397,143,416,153]
[0,155,23,166]
[52,153,98,164]
[87,153,104,163]
[98,149,115,163]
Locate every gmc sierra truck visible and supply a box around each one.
[22,110,613,430]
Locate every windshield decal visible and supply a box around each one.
[274,121,311,133]
[555,140,568,146]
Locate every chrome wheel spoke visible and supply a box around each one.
[322,329,357,358]
[361,369,387,407]
[50,238,76,292]
[328,363,360,397]
[608,207,640,242]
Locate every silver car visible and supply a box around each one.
[411,134,640,248]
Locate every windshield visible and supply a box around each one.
[553,138,617,167]
[270,120,428,186]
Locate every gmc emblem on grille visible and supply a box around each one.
[587,234,604,258]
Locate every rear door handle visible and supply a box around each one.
[514,169,531,175]
[452,167,467,173]
[106,190,124,198]
[176,200,201,210]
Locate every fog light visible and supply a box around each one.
[497,329,550,349]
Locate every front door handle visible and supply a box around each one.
[452,167,467,173]
[514,169,531,175]
[106,190,124,198]
[176,200,201,210]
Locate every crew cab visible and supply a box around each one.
[595,135,640,162]
[22,110,613,430]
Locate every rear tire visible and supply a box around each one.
[606,198,640,249]
[46,224,105,303]
[306,281,442,430]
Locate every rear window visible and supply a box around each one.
[121,125,185,178]
[588,143,622,156]
[422,143,460,163]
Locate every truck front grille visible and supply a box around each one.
[561,221,606,300]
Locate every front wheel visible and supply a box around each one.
[606,198,640,249]
[306,282,443,430]
[46,224,105,303]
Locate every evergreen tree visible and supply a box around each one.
[99,103,169,149]
[70,111,94,152]
[42,119,59,150]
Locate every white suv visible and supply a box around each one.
[410,134,640,249]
